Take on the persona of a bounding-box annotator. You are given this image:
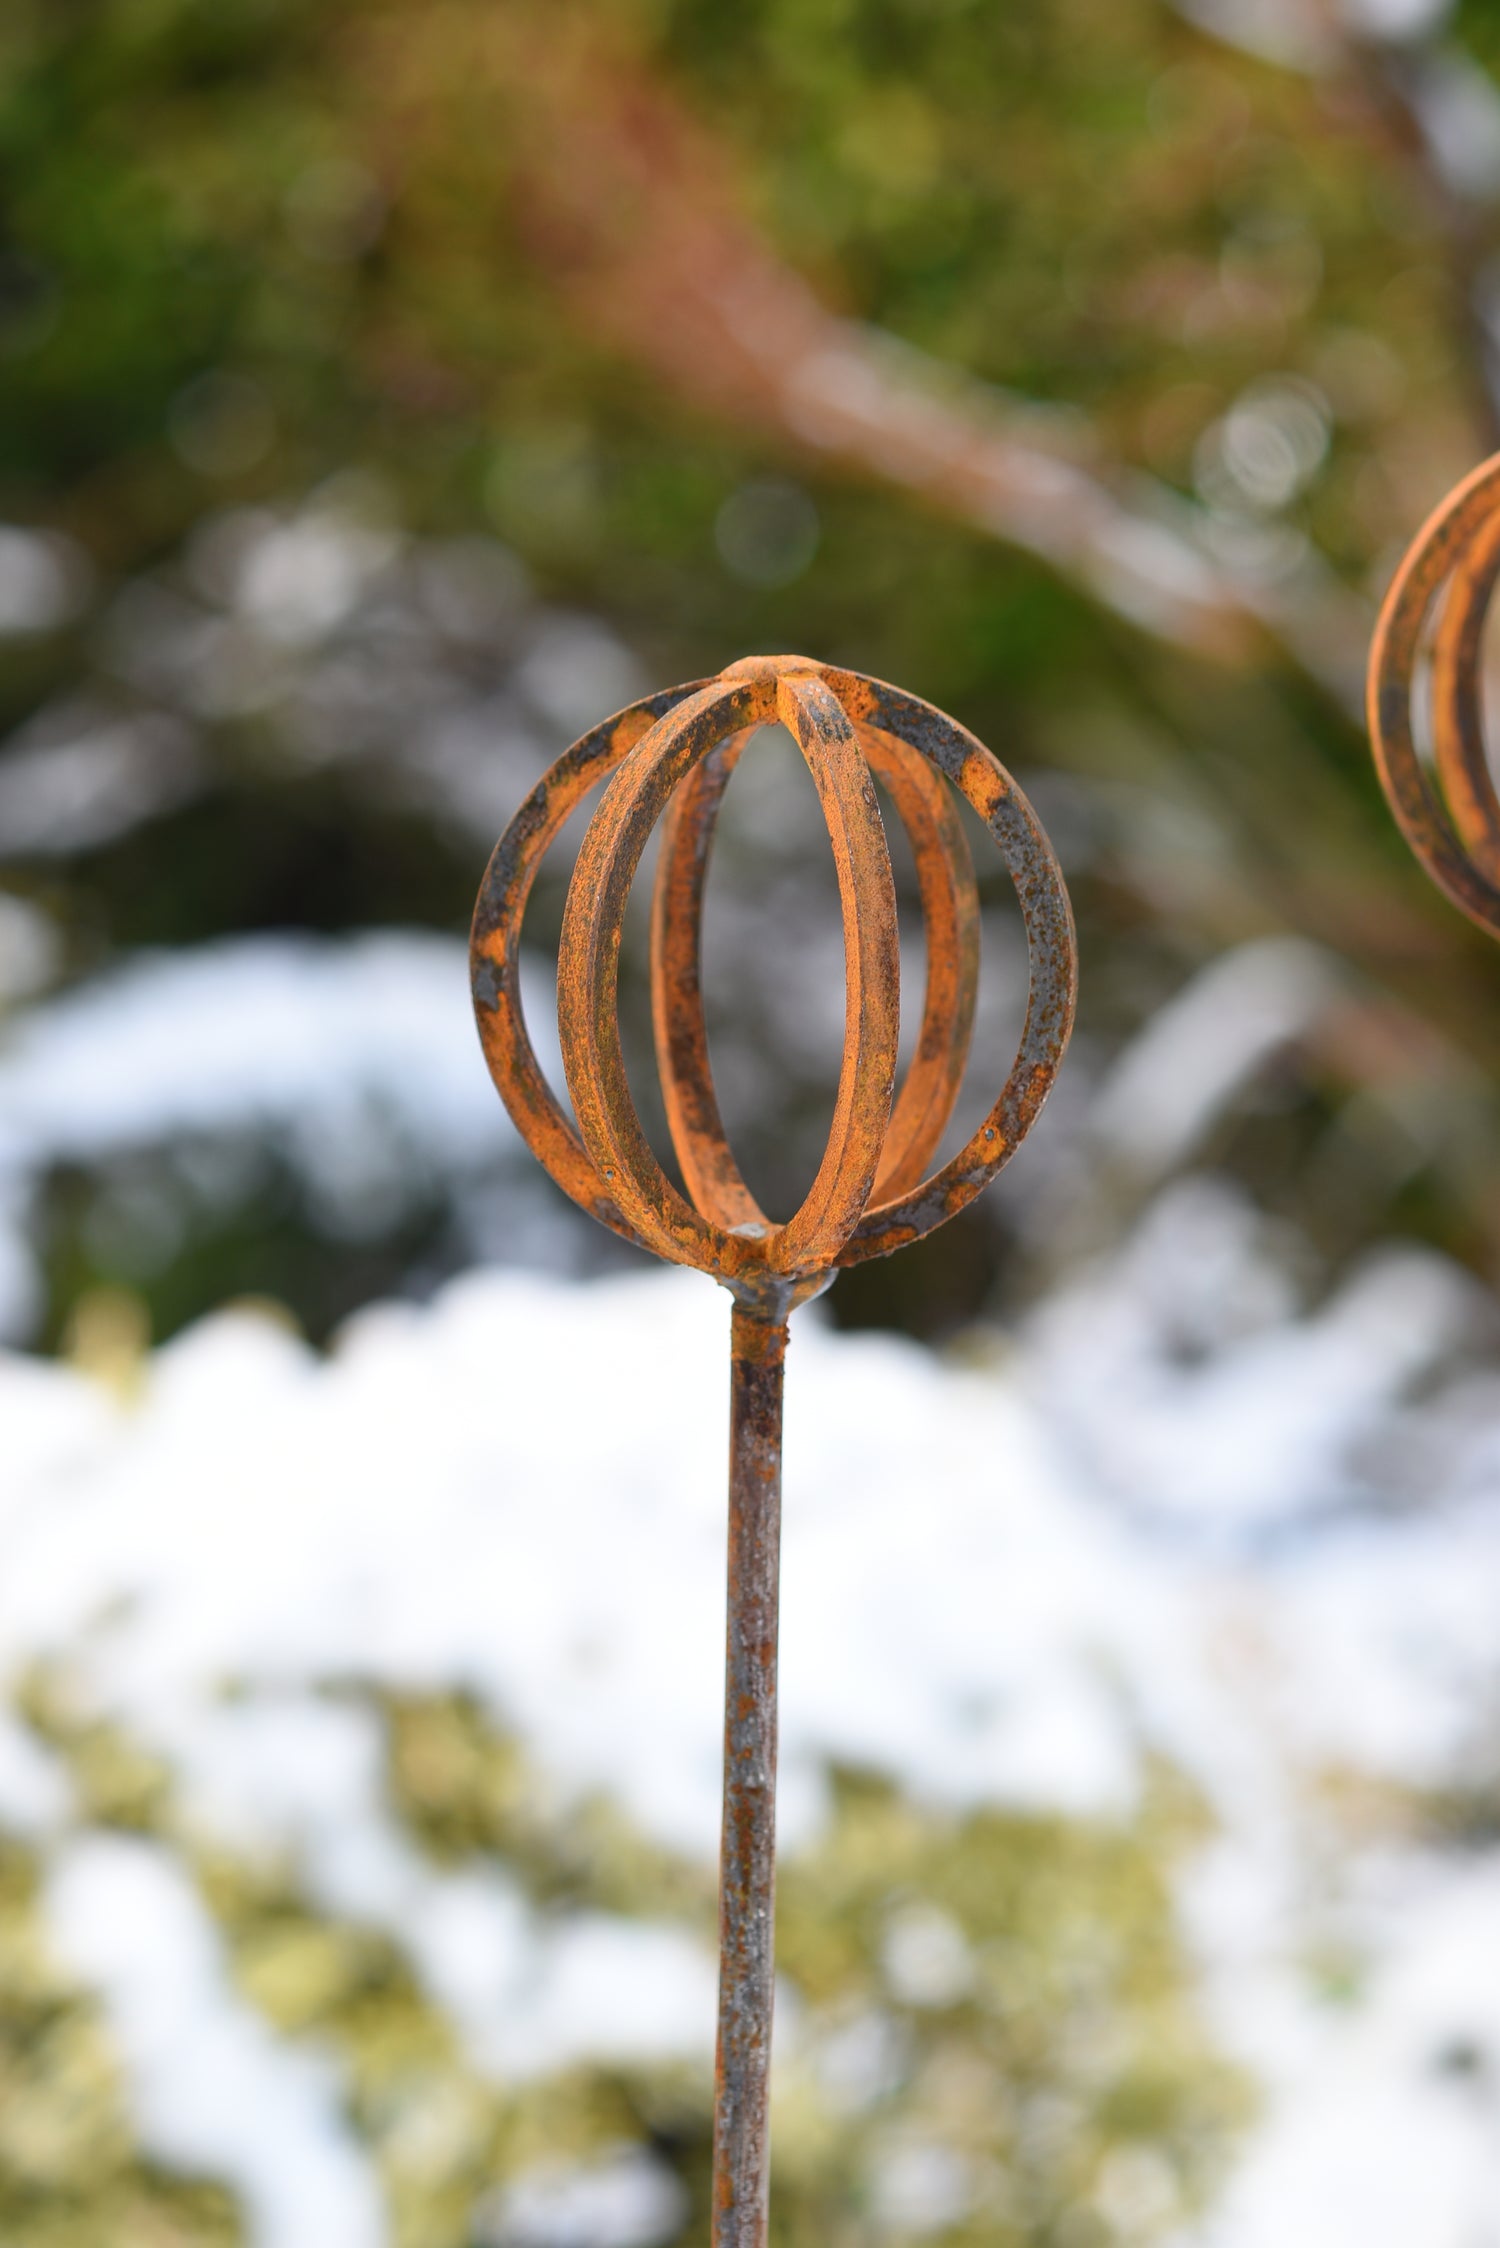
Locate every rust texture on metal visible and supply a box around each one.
[470,653,1077,2247]
[718,1301,784,2246]
[1370,449,1500,938]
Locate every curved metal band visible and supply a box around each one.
[821,668,1075,1265]
[469,680,709,1246]
[1369,450,1500,937]
[555,669,903,1282]
[861,722,981,1202]
[1431,498,1500,885]
[764,673,902,1270]
[649,718,979,1230]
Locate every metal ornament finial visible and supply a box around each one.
[1370,450,1500,939]
[471,653,1076,2247]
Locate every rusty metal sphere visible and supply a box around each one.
[470,653,1077,1310]
[1369,450,1500,939]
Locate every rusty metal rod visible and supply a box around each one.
[714,1303,786,2248]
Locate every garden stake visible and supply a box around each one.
[470,654,1077,2248]
[1370,449,1500,938]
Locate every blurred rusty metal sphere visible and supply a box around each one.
[1370,451,1500,940]
[470,652,1077,1312]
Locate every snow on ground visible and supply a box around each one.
[6,1241,1500,2244]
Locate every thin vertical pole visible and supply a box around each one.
[712,1300,787,2248]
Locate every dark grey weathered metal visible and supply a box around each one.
[471,653,1076,2246]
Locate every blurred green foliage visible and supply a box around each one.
[8,1675,1247,2247]
[0,1844,239,2247]
[6,0,1500,1353]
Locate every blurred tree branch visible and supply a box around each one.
[365,4,1375,706]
